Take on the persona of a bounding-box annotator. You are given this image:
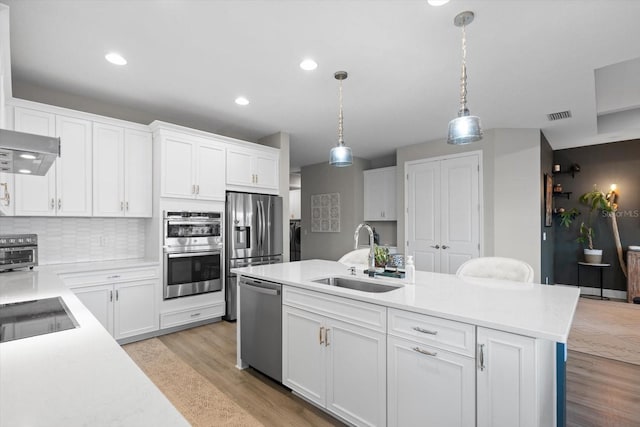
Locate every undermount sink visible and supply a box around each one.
[311,276,400,293]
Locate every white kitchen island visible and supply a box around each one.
[0,267,188,427]
[233,259,580,427]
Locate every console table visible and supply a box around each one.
[628,251,640,303]
[578,262,611,300]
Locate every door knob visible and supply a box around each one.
[442,245,450,249]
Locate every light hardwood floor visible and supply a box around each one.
[157,321,345,427]
[157,321,640,427]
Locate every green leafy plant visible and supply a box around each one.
[374,245,389,267]
[576,186,614,250]
[558,208,580,228]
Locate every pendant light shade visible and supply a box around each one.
[447,11,483,145]
[330,71,353,167]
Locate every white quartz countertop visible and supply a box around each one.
[0,268,188,427]
[233,259,580,343]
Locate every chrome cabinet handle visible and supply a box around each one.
[190,312,201,318]
[325,328,330,346]
[110,290,113,302]
[319,326,325,345]
[115,290,119,301]
[412,346,437,357]
[442,245,450,249]
[50,198,55,210]
[479,344,485,371]
[192,184,195,194]
[196,185,200,194]
[121,201,124,211]
[107,275,121,279]
[430,245,440,249]
[58,199,61,210]
[125,201,129,211]
[413,326,438,335]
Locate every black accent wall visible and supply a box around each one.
[540,132,555,285]
[553,139,640,291]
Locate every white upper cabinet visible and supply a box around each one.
[158,130,225,201]
[93,123,152,217]
[14,107,92,216]
[364,166,397,221]
[226,146,279,193]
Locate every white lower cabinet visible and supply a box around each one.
[74,280,158,340]
[64,267,159,341]
[476,327,554,427]
[387,309,475,427]
[282,288,386,427]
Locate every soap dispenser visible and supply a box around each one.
[405,255,415,284]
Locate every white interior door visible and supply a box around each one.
[406,160,440,272]
[440,155,480,274]
[406,153,480,274]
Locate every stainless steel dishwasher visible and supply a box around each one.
[239,276,282,382]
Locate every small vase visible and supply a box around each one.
[584,249,603,264]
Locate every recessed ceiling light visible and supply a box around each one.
[427,0,450,6]
[18,169,32,174]
[105,52,127,66]
[235,97,250,106]
[300,59,318,71]
[19,153,36,159]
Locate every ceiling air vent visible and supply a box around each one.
[547,110,572,121]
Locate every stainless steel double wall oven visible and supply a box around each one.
[163,211,223,299]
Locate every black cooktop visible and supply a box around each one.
[0,297,79,343]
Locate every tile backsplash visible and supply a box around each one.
[0,217,146,265]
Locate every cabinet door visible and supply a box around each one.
[364,169,385,221]
[73,284,114,335]
[161,136,195,199]
[477,327,536,427]
[93,123,125,216]
[195,142,225,200]
[55,115,92,216]
[282,305,326,407]
[226,148,254,187]
[387,335,475,427]
[326,318,387,427]
[13,107,57,216]
[113,280,158,340]
[254,151,278,190]
[124,129,152,216]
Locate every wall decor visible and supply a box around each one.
[311,192,340,232]
[545,173,553,227]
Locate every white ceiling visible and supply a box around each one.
[3,0,640,170]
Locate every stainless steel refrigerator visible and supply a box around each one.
[224,192,283,321]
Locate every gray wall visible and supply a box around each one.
[396,128,544,281]
[301,157,371,261]
[540,132,554,285]
[553,139,640,291]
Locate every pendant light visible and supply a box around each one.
[447,11,483,145]
[329,71,353,167]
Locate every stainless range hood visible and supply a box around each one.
[0,129,60,176]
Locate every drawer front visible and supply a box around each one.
[283,286,386,333]
[160,302,224,329]
[388,308,475,357]
[61,267,159,288]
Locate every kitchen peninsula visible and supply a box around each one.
[234,259,580,427]
[0,266,188,427]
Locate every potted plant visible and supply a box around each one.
[374,245,389,268]
[576,186,614,264]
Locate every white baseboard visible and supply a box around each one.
[579,287,627,300]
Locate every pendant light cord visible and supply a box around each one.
[338,79,344,145]
[459,24,468,114]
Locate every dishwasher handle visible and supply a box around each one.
[240,280,281,296]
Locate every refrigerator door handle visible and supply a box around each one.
[256,199,263,252]
[260,200,266,252]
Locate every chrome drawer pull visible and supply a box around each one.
[412,346,437,357]
[479,344,485,371]
[319,326,325,345]
[413,326,438,335]
[190,312,201,318]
